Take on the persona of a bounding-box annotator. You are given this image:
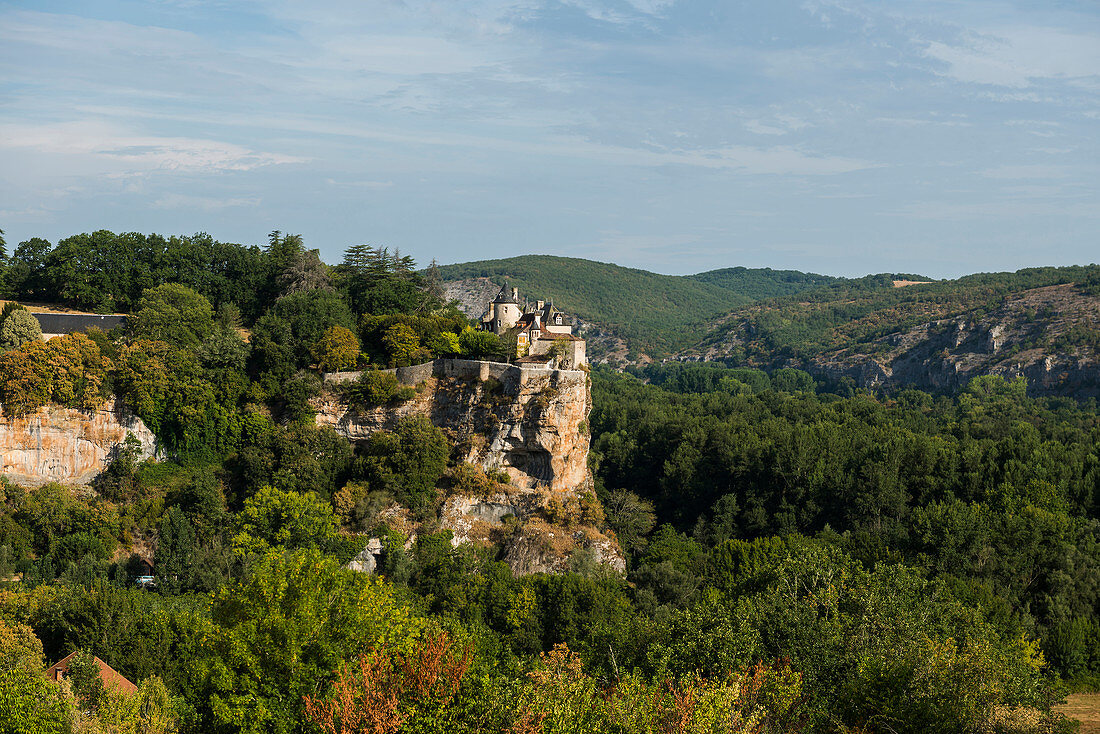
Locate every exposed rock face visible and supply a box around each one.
[804,284,1100,396]
[443,278,500,321]
[0,400,157,486]
[317,360,591,493]
[319,359,625,575]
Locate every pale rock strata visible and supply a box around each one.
[0,400,156,486]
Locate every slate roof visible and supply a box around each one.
[492,284,517,304]
[32,313,127,334]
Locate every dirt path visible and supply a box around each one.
[1057,693,1100,733]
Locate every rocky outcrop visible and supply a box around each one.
[443,278,500,320]
[0,400,157,486]
[806,284,1100,396]
[317,360,591,493]
[319,359,625,575]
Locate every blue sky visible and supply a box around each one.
[0,0,1096,278]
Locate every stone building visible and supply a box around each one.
[480,284,586,368]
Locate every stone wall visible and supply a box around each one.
[0,400,157,486]
[324,359,581,389]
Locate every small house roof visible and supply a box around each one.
[46,652,138,695]
[32,313,127,335]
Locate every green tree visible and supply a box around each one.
[458,326,501,360]
[359,415,449,512]
[68,649,106,710]
[8,237,52,300]
[0,309,41,350]
[188,548,430,734]
[313,325,360,372]
[381,323,420,366]
[337,245,431,315]
[251,289,356,380]
[232,485,339,555]
[155,506,195,594]
[131,283,214,349]
[0,665,72,734]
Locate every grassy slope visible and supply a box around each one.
[436,256,836,355]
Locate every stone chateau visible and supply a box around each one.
[480,284,586,369]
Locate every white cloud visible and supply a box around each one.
[923,27,1100,88]
[0,121,303,174]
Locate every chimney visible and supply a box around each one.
[536,300,545,310]
[511,287,519,301]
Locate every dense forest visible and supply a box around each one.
[0,229,1094,733]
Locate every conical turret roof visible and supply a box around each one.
[493,282,517,304]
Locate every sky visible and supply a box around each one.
[0,0,1097,278]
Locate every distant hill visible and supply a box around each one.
[688,266,843,298]
[435,255,837,357]
[686,265,1100,396]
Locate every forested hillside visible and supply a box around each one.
[688,265,843,298]
[687,265,1100,396]
[436,255,838,357]
[0,228,1092,733]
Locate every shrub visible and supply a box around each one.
[349,371,415,406]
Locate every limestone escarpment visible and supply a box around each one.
[803,284,1100,396]
[0,400,157,486]
[318,359,625,575]
[317,360,592,493]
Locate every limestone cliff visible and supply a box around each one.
[316,359,625,575]
[317,360,591,493]
[0,400,157,486]
[803,284,1100,396]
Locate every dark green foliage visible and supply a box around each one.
[131,284,215,349]
[337,244,436,315]
[30,581,209,687]
[251,288,356,380]
[589,365,1100,685]
[68,649,106,708]
[229,423,353,503]
[156,507,195,594]
[9,231,274,316]
[356,415,449,512]
[688,265,843,296]
[344,370,416,405]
